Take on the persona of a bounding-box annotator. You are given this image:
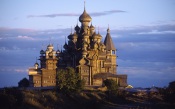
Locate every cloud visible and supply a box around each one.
[12,45,20,50]
[0,27,35,33]
[137,30,175,35]
[27,10,126,18]
[0,47,8,51]
[117,60,175,87]
[0,66,28,74]
[89,10,126,17]
[14,69,28,73]
[17,35,35,40]
[0,27,68,44]
[0,27,67,55]
[0,27,37,40]
[27,13,79,18]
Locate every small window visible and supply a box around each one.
[112,50,115,54]
[84,70,89,73]
[101,61,104,67]
[44,80,47,83]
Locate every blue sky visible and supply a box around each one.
[0,0,175,88]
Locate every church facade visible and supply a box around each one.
[28,6,127,88]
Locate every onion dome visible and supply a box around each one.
[90,23,95,30]
[79,8,92,22]
[83,32,89,38]
[40,50,45,54]
[102,44,106,49]
[94,43,98,48]
[75,24,80,32]
[96,26,102,38]
[92,32,98,39]
[52,50,56,54]
[72,32,78,39]
[47,44,53,50]
[56,49,60,54]
[107,27,110,33]
[47,44,53,47]
[67,33,73,40]
[97,32,102,38]
[34,62,39,69]
[34,62,39,66]
[63,43,68,49]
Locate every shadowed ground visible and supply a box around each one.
[0,87,174,109]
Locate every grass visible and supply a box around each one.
[0,87,175,109]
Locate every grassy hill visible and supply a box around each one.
[0,87,174,109]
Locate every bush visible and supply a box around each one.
[103,79,118,92]
[56,67,85,93]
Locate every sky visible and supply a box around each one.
[0,0,175,88]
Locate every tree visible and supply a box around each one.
[103,79,118,92]
[56,67,85,93]
[18,78,29,87]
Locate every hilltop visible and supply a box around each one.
[0,87,175,109]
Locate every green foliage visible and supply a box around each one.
[76,79,86,91]
[56,67,85,93]
[103,79,118,91]
[18,77,29,87]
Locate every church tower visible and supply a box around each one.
[40,44,57,87]
[29,44,58,87]
[104,27,117,74]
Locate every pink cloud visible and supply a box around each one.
[14,69,28,73]
[17,35,35,40]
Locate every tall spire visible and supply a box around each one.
[95,25,96,33]
[107,24,110,33]
[34,57,39,69]
[56,44,60,54]
[41,43,44,50]
[57,44,59,50]
[104,27,116,50]
[84,0,86,11]
[77,19,79,26]
[64,36,68,49]
[35,57,37,63]
[65,36,67,44]
[75,20,80,33]
[49,36,51,45]
[61,44,62,52]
